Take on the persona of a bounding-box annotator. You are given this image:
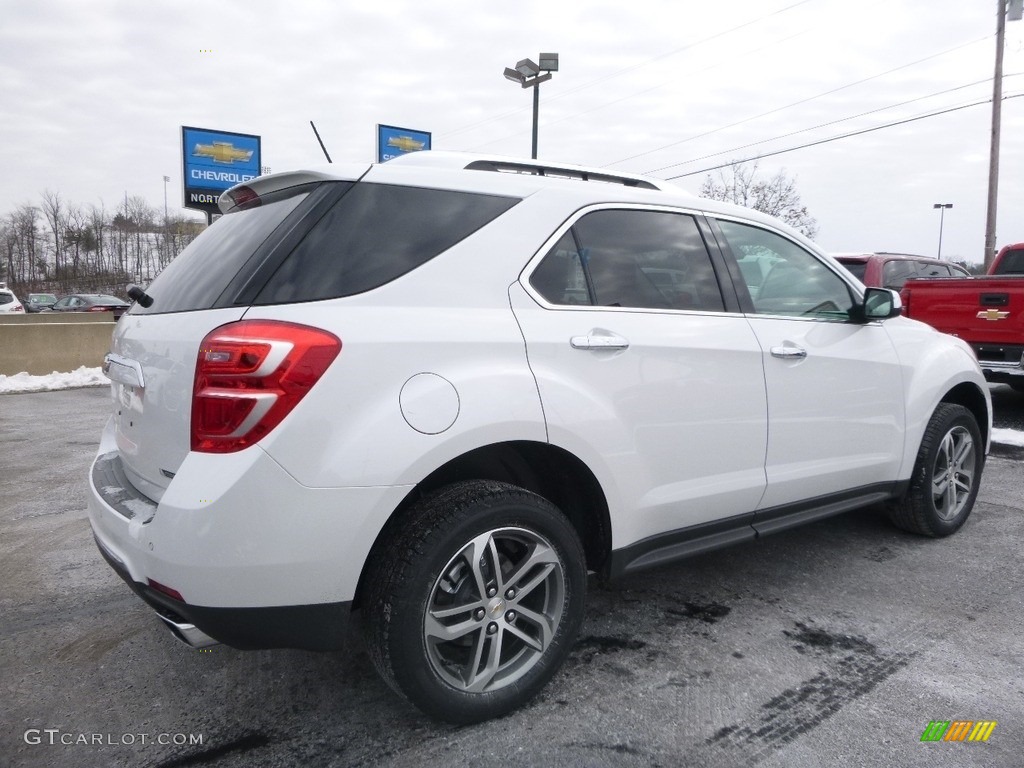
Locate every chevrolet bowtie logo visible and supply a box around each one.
[192,142,253,164]
[386,135,425,152]
[976,309,1010,321]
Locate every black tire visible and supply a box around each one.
[887,403,983,537]
[362,480,587,724]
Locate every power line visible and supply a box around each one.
[646,74,1019,175]
[663,93,1024,180]
[606,34,991,169]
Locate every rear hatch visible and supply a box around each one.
[106,170,366,499]
[105,162,523,499]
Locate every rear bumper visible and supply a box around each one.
[972,344,1024,383]
[87,416,412,651]
[94,533,353,650]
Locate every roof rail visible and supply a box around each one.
[463,159,665,190]
[384,150,678,192]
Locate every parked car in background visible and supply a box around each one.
[0,283,25,313]
[25,293,58,312]
[88,151,992,724]
[899,244,1024,389]
[50,294,130,319]
[833,252,971,289]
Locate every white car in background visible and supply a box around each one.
[88,151,991,724]
[0,283,25,313]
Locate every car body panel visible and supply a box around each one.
[509,283,769,549]
[745,316,906,509]
[107,307,248,499]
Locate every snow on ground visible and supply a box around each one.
[0,366,108,394]
[2,367,1024,448]
[992,428,1024,448]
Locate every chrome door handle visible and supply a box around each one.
[570,334,630,350]
[770,345,807,359]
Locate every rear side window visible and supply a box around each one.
[132,186,312,314]
[254,184,519,304]
[881,259,917,289]
[530,209,725,312]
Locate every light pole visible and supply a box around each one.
[503,53,559,159]
[934,203,953,259]
[163,175,170,221]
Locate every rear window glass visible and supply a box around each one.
[997,249,1024,274]
[131,186,311,315]
[253,184,519,304]
[837,261,867,282]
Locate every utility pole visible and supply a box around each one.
[984,0,1022,270]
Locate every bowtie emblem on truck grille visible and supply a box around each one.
[976,309,1010,321]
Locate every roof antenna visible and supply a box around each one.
[310,121,333,163]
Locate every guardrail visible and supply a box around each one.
[0,313,115,376]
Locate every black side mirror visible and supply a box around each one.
[127,284,154,308]
[861,287,902,321]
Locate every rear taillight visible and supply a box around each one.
[191,320,341,453]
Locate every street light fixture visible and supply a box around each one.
[934,203,953,259]
[503,52,559,159]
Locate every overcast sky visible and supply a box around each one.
[3,0,1024,264]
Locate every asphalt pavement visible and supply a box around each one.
[2,386,1023,768]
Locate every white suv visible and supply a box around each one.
[88,151,991,723]
[0,283,25,313]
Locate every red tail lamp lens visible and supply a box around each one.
[227,185,261,210]
[191,320,341,453]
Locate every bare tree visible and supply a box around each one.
[700,161,819,239]
[4,205,44,285]
[3,192,205,298]
[40,190,66,276]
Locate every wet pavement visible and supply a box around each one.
[2,387,1023,768]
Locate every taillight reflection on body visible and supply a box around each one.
[191,320,341,453]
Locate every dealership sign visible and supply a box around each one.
[376,124,431,163]
[181,126,261,215]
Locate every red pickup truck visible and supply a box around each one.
[900,244,1024,389]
